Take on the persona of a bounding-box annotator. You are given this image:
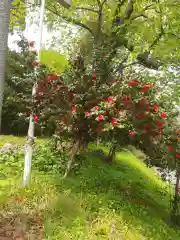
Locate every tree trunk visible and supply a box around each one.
[63,139,80,178]
[0,1,11,132]
[81,140,88,151]
[171,167,180,221]
[106,144,117,163]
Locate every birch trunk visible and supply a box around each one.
[0,0,11,132]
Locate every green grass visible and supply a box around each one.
[0,135,46,147]
[0,136,179,239]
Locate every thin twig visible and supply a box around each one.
[73,7,98,13]
[45,5,95,37]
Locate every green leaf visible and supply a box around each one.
[40,49,69,73]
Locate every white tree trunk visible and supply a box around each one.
[0,0,11,132]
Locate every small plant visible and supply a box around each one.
[33,141,68,173]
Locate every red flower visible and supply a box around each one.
[157,124,164,130]
[107,96,113,103]
[160,112,167,118]
[34,115,39,122]
[111,118,118,127]
[141,84,151,91]
[128,79,138,87]
[71,106,76,111]
[47,74,58,82]
[29,41,35,47]
[152,105,159,112]
[92,74,97,79]
[98,115,104,120]
[176,153,180,159]
[95,106,99,110]
[111,118,116,124]
[167,146,173,151]
[85,112,89,117]
[129,131,135,137]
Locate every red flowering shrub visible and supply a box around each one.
[30,51,179,173]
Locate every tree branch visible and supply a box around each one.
[73,7,98,13]
[122,61,139,69]
[101,0,109,6]
[113,0,126,24]
[170,32,180,40]
[122,22,165,70]
[131,13,148,20]
[45,6,95,37]
[150,25,164,48]
[131,4,156,21]
[96,0,109,39]
[114,0,134,25]
[124,0,134,20]
[136,52,160,69]
[96,0,101,6]
[97,7,103,39]
[123,42,160,69]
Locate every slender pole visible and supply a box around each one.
[24,0,30,40]
[23,0,45,187]
[23,0,72,186]
[37,0,45,58]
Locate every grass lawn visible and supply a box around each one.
[0,135,46,147]
[0,136,179,239]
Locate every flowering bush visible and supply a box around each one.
[30,64,180,166]
[22,41,179,174]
